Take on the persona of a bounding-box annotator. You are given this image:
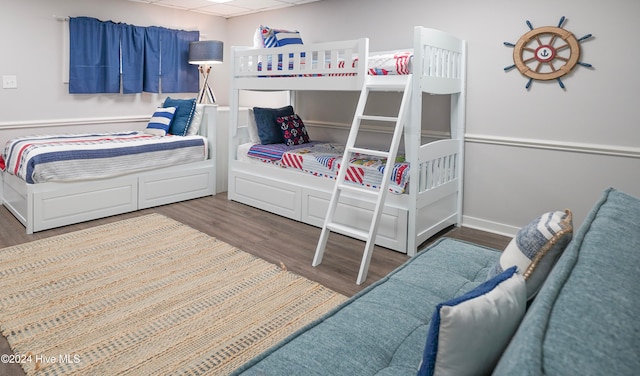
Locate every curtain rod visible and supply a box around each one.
[52,15,204,36]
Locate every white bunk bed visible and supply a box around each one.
[228,27,467,256]
[1,105,217,234]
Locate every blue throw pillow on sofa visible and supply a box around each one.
[253,105,295,144]
[418,266,526,376]
[163,97,197,136]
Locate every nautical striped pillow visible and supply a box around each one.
[145,107,176,136]
[486,209,573,299]
[260,26,303,48]
[274,30,303,47]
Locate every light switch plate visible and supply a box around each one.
[2,75,17,89]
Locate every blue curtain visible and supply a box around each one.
[160,29,200,93]
[121,24,145,94]
[143,27,162,93]
[69,18,199,94]
[69,17,121,93]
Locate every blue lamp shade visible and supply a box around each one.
[188,40,224,65]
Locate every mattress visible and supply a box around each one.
[242,142,410,194]
[1,131,208,184]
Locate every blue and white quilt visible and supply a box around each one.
[1,131,207,184]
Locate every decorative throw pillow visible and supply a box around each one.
[163,97,197,136]
[259,26,303,48]
[277,114,310,146]
[417,266,526,376]
[486,209,573,300]
[144,107,176,136]
[253,105,295,144]
[273,30,303,47]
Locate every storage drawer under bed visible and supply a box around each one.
[228,167,408,253]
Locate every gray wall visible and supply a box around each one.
[1,0,638,236]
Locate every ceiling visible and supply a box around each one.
[128,0,322,18]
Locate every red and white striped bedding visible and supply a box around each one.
[246,142,410,194]
[1,131,208,184]
[257,50,413,76]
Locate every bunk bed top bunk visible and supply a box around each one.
[231,26,466,95]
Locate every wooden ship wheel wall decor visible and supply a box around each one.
[504,16,593,89]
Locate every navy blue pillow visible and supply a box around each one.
[253,106,295,144]
[163,97,196,136]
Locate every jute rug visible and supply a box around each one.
[0,214,346,375]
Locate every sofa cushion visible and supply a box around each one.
[487,209,573,299]
[418,266,526,376]
[494,188,640,376]
[232,238,502,375]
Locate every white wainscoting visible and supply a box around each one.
[465,133,640,159]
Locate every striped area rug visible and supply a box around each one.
[0,214,346,375]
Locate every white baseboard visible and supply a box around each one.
[461,215,519,238]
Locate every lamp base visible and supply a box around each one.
[198,66,216,104]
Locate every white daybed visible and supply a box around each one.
[1,105,217,234]
[228,27,467,256]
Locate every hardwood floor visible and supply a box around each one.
[0,193,511,376]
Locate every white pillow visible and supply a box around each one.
[253,27,265,48]
[247,108,260,144]
[418,266,526,376]
[186,104,205,136]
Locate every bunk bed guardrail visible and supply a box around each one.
[231,39,369,91]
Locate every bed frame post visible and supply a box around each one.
[452,41,467,227]
[405,26,425,257]
[229,46,240,188]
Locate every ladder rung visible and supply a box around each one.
[348,147,390,158]
[326,223,369,241]
[337,183,379,196]
[359,115,398,123]
[367,83,407,91]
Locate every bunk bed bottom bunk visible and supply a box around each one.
[228,139,461,255]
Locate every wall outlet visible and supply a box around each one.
[2,75,17,89]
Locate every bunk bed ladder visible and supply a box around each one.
[313,74,413,285]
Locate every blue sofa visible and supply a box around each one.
[233,188,640,375]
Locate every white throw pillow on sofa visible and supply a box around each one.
[418,266,526,376]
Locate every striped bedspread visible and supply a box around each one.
[1,131,208,184]
[247,142,410,194]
